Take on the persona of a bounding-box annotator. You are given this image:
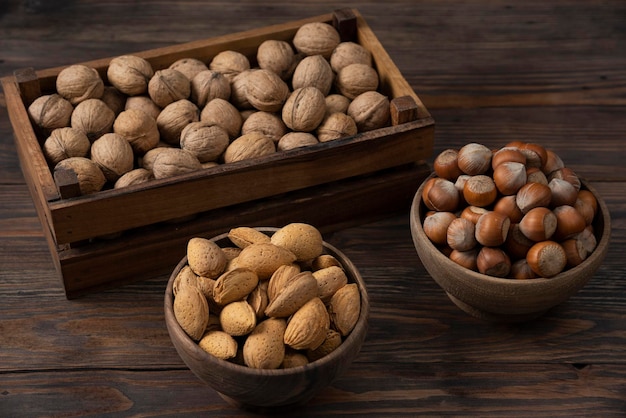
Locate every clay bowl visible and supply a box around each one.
[164,227,369,411]
[410,174,611,323]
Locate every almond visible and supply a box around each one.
[187,237,228,279]
[311,254,342,271]
[267,264,301,302]
[198,330,238,360]
[264,271,318,318]
[270,222,324,262]
[173,285,209,341]
[313,265,348,302]
[219,300,257,336]
[213,267,259,306]
[172,265,199,297]
[247,281,269,320]
[243,317,287,369]
[281,350,309,368]
[234,243,297,280]
[284,297,329,351]
[328,283,361,336]
[306,329,342,361]
[228,227,271,249]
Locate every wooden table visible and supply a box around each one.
[1,1,625,416]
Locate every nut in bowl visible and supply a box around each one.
[164,224,369,411]
[410,142,611,323]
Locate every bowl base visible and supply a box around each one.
[446,293,548,323]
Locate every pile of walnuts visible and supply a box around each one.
[27,22,391,196]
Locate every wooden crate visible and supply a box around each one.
[1,9,434,298]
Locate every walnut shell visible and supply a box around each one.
[241,111,288,143]
[107,55,154,96]
[56,64,104,105]
[316,112,358,142]
[335,63,379,100]
[113,108,160,155]
[347,90,390,132]
[281,87,326,132]
[169,57,209,81]
[140,145,176,171]
[325,94,351,115]
[28,94,73,132]
[151,148,202,179]
[114,168,154,189]
[291,54,334,96]
[200,98,242,139]
[90,132,135,183]
[43,127,91,166]
[229,69,255,110]
[256,39,297,80]
[190,70,231,107]
[156,99,200,145]
[100,86,127,116]
[277,132,319,151]
[223,132,276,163]
[70,98,115,141]
[54,157,106,195]
[148,68,191,108]
[329,42,372,73]
[124,95,161,120]
[244,69,290,112]
[292,22,340,59]
[209,50,251,81]
[180,121,229,163]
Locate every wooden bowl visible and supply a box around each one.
[410,174,611,323]
[164,227,369,411]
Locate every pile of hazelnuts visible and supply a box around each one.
[421,141,599,279]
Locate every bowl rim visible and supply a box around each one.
[411,172,611,288]
[164,226,370,377]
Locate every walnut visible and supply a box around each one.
[124,95,161,120]
[151,148,202,179]
[200,98,242,139]
[101,86,127,116]
[114,168,154,189]
[335,63,379,100]
[281,87,326,132]
[70,98,115,141]
[156,99,200,145]
[241,111,287,143]
[54,157,106,195]
[347,91,390,132]
[180,121,229,163]
[277,132,319,151]
[229,69,255,110]
[43,127,91,166]
[316,112,358,142]
[292,22,340,59]
[27,94,73,132]
[244,69,290,112]
[256,39,297,80]
[90,132,135,183]
[148,68,191,108]
[107,55,154,96]
[140,145,176,171]
[223,132,276,163]
[169,57,209,81]
[55,64,104,105]
[190,70,231,107]
[209,50,250,81]
[329,42,372,73]
[325,94,351,115]
[291,54,334,96]
[113,108,160,155]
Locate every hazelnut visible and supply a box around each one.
[223,132,276,164]
[156,99,200,145]
[54,157,106,195]
[107,55,154,96]
[330,41,372,73]
[113,108,160,155]
[561,238,588,267]
[460,205,488,224]
[282,87,326,132]
[493,195,524,224]
[518,207,557,242]
[347,90,390,132]
[90,132,135,183]
[552,205,586,241]
[180,121,229,163]
[577,190,598,216]
[491,146,526,170]
[518,142,547,169]
[548,177,578,207]
[542,149,565,175]
[510,259,537,280]
[423,211,457,245]
[526,241,567,278]
[422,177,460,212]
[574,197,595,225]
[447,217,477,251]
[474,211,510,247]
[316,112,358,142]
[335,63,379,100]
[241,111,288,144]
[43,127,91,166]
[463,175,497,207]
[493,161,526,195]
[292,54,334,96]
[190,70,231,107]
[549,167,581,191]
[256,39,296,80]
[169,57,209,81]
[433,148,462,181]
[28,94,73,132]
[70,98,115,141]
[516,182,552,213]
[477,246,511,277]
[209,50,251,81]
[577,226,598,254]
[457,143,492,175]
[504,223,535,260]
[449,248,479,271]
[277,132,319,151]
[200,98,242,140]
[148,68,191,108]
[525,167,549,185]
[292,22,340,59]
[244,69,290,112]
[56,64,104,105]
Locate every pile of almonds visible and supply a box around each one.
[421,141,599,279]
[27,21,391,196]
[172,223,362,369]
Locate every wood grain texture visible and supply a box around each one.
[1,0,626,416]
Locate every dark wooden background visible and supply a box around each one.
[1,0,625,416]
